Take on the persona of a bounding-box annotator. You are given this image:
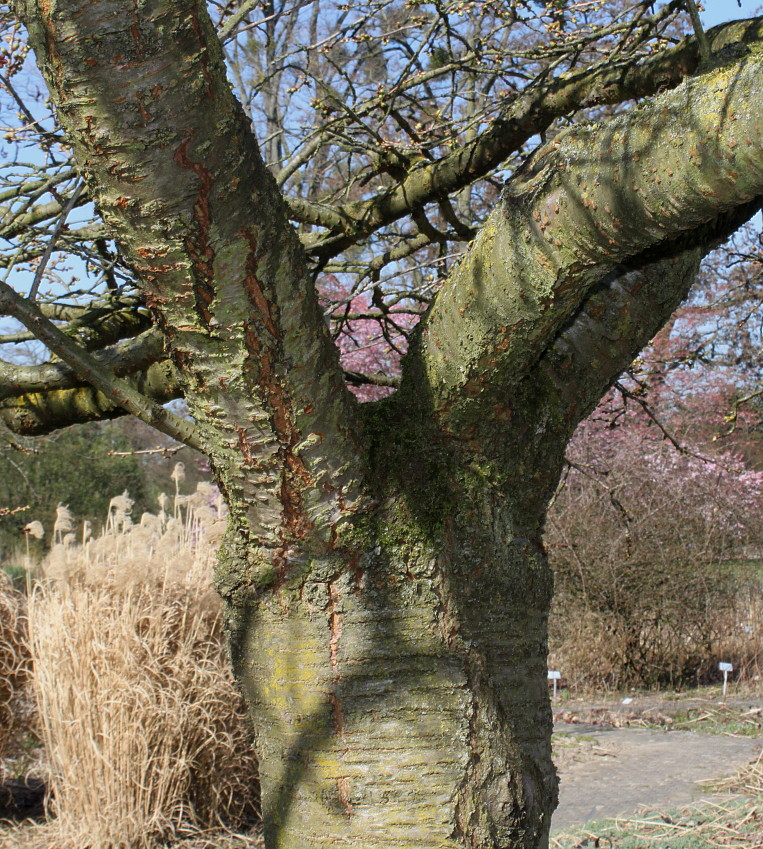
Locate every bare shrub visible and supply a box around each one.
[26,490,258,849]
[547,423,763,691]
[0,571,30,759]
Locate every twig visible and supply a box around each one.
[108,445,185,457]
[28,181,85,300]
[0,504,29,517]
[684,0,711,66]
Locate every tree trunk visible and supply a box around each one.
[15,3,763,848]
[221,403,560,848]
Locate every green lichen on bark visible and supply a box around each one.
[234,493,556,848]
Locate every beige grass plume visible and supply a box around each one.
[23,483,255,849]
[53,504,73,544]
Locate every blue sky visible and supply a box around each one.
[702,0,762,27]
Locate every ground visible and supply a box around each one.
[551,684,763,844]
[1,684,761,847]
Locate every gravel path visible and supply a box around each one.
[552,722,761,833]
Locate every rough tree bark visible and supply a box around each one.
[10,2,763,847]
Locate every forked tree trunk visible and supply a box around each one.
[16,3,763,848]
[217,395,564,849]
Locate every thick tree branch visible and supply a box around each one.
[304,17,763,261]
[16,0,365,553]
[537,199,763,434]
[537,251,704,436]
[0,360,181,436]
[412,45,763,437]
[0,305,151,346]
[0,326,165,400]
[60,305,153,351]
[0,293,144,323]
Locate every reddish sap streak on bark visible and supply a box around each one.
[624,274,647,297]
[173,137,215,326]
[171,347,192,375]
[106,163,147,183]
[236,427,256,467]
[129,24,144,61]
[240,231,320,541]
[348,552,364,589]
[83,117,105,154]
[336,778,352,817]
[241,229,281,340]
[135,91,152,123]
[279,472,313,541]
[328,582,343,673]
[327,688,352,813]
[432,514,462,646]
[243,326,314,555]
[143,292,169,308]
[189,9,214,101]
[39,0,65,97]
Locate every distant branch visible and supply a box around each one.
[0,327,166,399]
[0,281,201,449]
[343,370,401,388]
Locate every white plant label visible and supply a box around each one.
[548,670,561,700]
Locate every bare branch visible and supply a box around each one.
[0,327,166,400]
[28,181,85,300]
[0,280,201,449]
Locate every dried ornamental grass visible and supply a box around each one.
[26,489,258,849]
[28,580,258,848]
[0,571,29,758]
[550,797,763,849]
[714,747,763,798]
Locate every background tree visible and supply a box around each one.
[0,417,207,558]
[2,2,763,848]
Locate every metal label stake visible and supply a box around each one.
[718,661,733,699]
[548,670,561,700]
